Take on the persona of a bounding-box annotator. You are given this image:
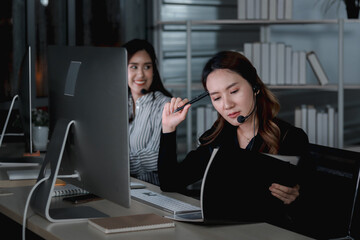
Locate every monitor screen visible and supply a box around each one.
[30,46,130,222]
[17,45,33,154]
[0,46,33,154]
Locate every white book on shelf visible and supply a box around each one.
[244,43,253,63]
[307,105,317,144]
[246,0,255,19]
[291,51,299,85]
[211,109,218,126]
[306,51,329,86]
[205,105,214,130]
[301,104,307,134]
[255,0,261,19]
[269,0,277,20]
[299,51,306,85]
[277,0,285,19]
[294,107,302,128]
[196,106,205,139]
[252,42,262,77]
[261,0,269,19]
[284,0,293,19]
[237,0,247,19]
[316,111,323,145]
[269,42,277,85]
[276,43,286,85]
[285,45,292,85]
[334,112,338,148]
[327,105,335,147]
[321,111,328,146]
[261,42,270,84]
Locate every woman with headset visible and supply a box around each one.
[123,39,172,185]
[158,51,310,231]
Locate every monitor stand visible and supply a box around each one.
[0,95,20,147]
[0,95,39,158]
[331,163,360,240]
[30,118,107,222]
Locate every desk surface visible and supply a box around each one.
[0,178,315,240]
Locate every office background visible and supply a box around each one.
[0,0,360,154]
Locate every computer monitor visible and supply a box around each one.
[30,46,130,222]
[0,46,34,155]
[299,144,360,239]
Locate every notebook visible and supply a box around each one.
[88,213,175,234]
[52,184,89,197]
[168,146,300,223]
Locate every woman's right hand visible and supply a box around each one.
[162,97,191,133]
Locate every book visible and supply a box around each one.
[88,213,175,234]
[294,106,301,128]
[246,0,255,19]
[276,43,286,85]
[284,0,293,19]
[316,111,323,145]
[307,105,317,144]
[201,145,300,222]
[243,43,253,62]
[327,105,335,147]
[291,51,299,85]
[269,0,277,20]
[261,42,270,84]
[285,45,292,85]
[52,183,89,197]
[237,0,246,19]
[277,0,285,19]
[306,51,329,86]
[321,111,329,146]
[301,104,307,134]
[269,42,277,85]
[263,153,300,166]
[252,42,261,77]
[254,0,261,19]
[205,105,215,130]
[298,51,306,85]
[260,0,269,19]
[196,106,205,140]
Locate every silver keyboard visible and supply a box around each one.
[131,188,201,214]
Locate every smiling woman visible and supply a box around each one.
[122,39,172,186]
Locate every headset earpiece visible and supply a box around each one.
[252,84,259,95]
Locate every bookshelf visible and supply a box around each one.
[156,17,360,151]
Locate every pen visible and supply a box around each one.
[173,91,209,113]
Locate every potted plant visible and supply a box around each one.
[322,0,360,18]
[32,107,49,151]
[344,0,360,18]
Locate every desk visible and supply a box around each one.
[0,178,315,240]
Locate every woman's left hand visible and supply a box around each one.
[269,183,300,204]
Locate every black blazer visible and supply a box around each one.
[158,118,309,192]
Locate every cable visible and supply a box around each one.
[22,172,80,240]
[22,176,48,240]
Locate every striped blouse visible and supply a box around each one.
[128,91,170,185]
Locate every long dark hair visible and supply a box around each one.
[201,51,281,154]
[122,39,172,98]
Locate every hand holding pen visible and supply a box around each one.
[173,91,209,113]
[162,92,209,133]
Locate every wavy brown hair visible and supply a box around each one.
[200,51,281,154]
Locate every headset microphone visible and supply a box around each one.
[237,92,257,124]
